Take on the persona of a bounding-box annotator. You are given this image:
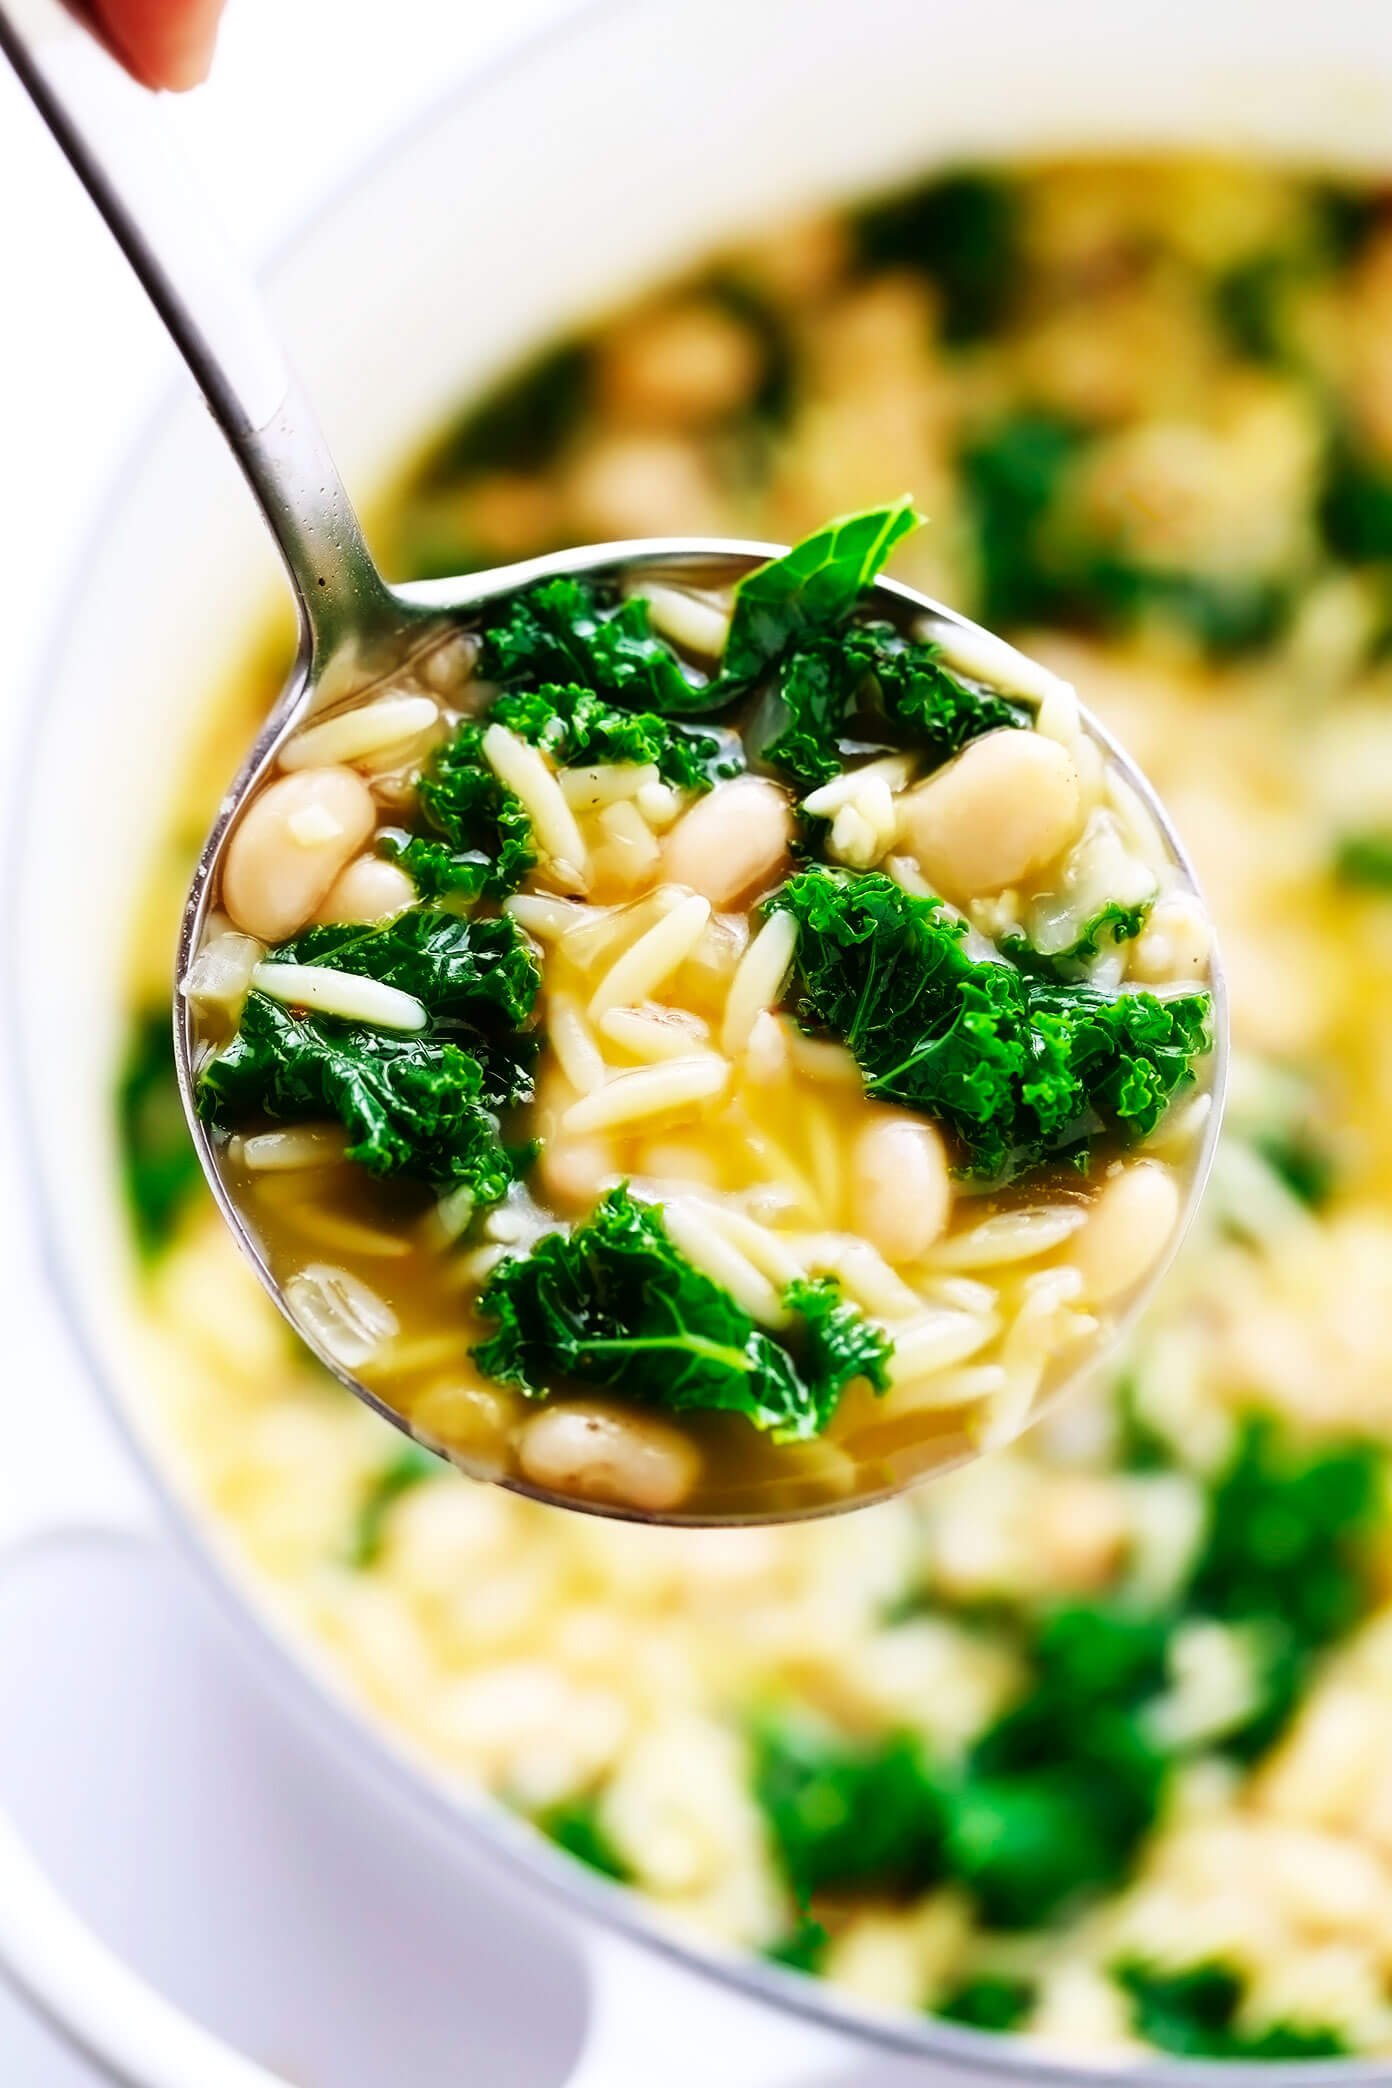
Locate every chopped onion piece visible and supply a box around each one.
[284,1263,398,1370]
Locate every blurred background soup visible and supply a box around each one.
[122,155,1392,2060]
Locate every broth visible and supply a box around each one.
[122,153,1392,2056]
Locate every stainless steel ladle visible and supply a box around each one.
[1,0,1227,1535]
[0,4,1229,2084]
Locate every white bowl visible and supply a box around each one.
[15,1,1392,2080]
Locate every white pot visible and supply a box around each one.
[12,0,1392,2082]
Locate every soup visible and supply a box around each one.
[124,156,1392,2057]
[186,509,1214,1521]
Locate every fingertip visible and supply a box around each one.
[80,0,224,93]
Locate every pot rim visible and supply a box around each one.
[7,6,1385,2080]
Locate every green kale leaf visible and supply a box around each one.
[853,171,1021,344]
[934,1977,1036,2034]
[1180,1418,1381,1756]
[762,1916,830,1975]
[1322,435,1392,563]
[999,901,1150,982]
[753,1717,948,1903]
[199,996,521,1200]
[490,680,738,791]
[395,720,536,900]
[771,868,1211,1182]
[960,413,1084,629]
[198,910,539,1200]
[382,832,492,903]
[1251,1127,1337,1209]
[1115,1961,1349,2062]
[118,1008,204,1260]
[274,911,540,1035]
[761,622,1027,792]
[473,1186,889,1439]
[535,1793,632,1883]
[481,576,707,713]
[705,271,797,432]
[787,1274,893,1403]
[348,1441,439,1568]
[951,1604,1171,1926]
[426,341,593,480]
[1334,828,1392,889]
[720,499,922,689]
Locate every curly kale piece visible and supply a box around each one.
[999,900,1151,983]
[348,1442,439,1569]
[934,1978,1036,2035]
[853,171,1021,344]
[1115,1961,1349,2061]
[273,912,540,1034]
[753,1718,948,1904]
[473,1187,889,1439]
[490,680,738,791]
[427,341,593,479]
[762,1918,830,1975]
[951,1604,1171,1925]
[786,1274,893,1405]
[391,680,736,900]
[762,622,1028,792]
[481,575,709,713]
[535,1793,632,1883]
[770,868,1211,1183]
[199,997,520,1200]
[1334,827,1392,889]
[118,1009,204,1260]
[197,910,539,1201]
[1182,1417,1383,1759]
[383,832,494,904]
[396,719,536,900]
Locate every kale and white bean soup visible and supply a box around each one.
[186,502,1216,1521]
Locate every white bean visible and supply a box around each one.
[898,730,1083,898]
[223,767,375,942]
[314,853,416,924]
[1074,1161,1181,1302]
[660,776,792,907]
[518,1403,699,1514]
[849,1112,952,1263]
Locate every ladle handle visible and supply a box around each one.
[0,0,397,658]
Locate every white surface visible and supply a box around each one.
[0,4,596,2079]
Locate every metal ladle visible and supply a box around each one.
[0,3,1228,2083]
[1,0,1226,1532]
